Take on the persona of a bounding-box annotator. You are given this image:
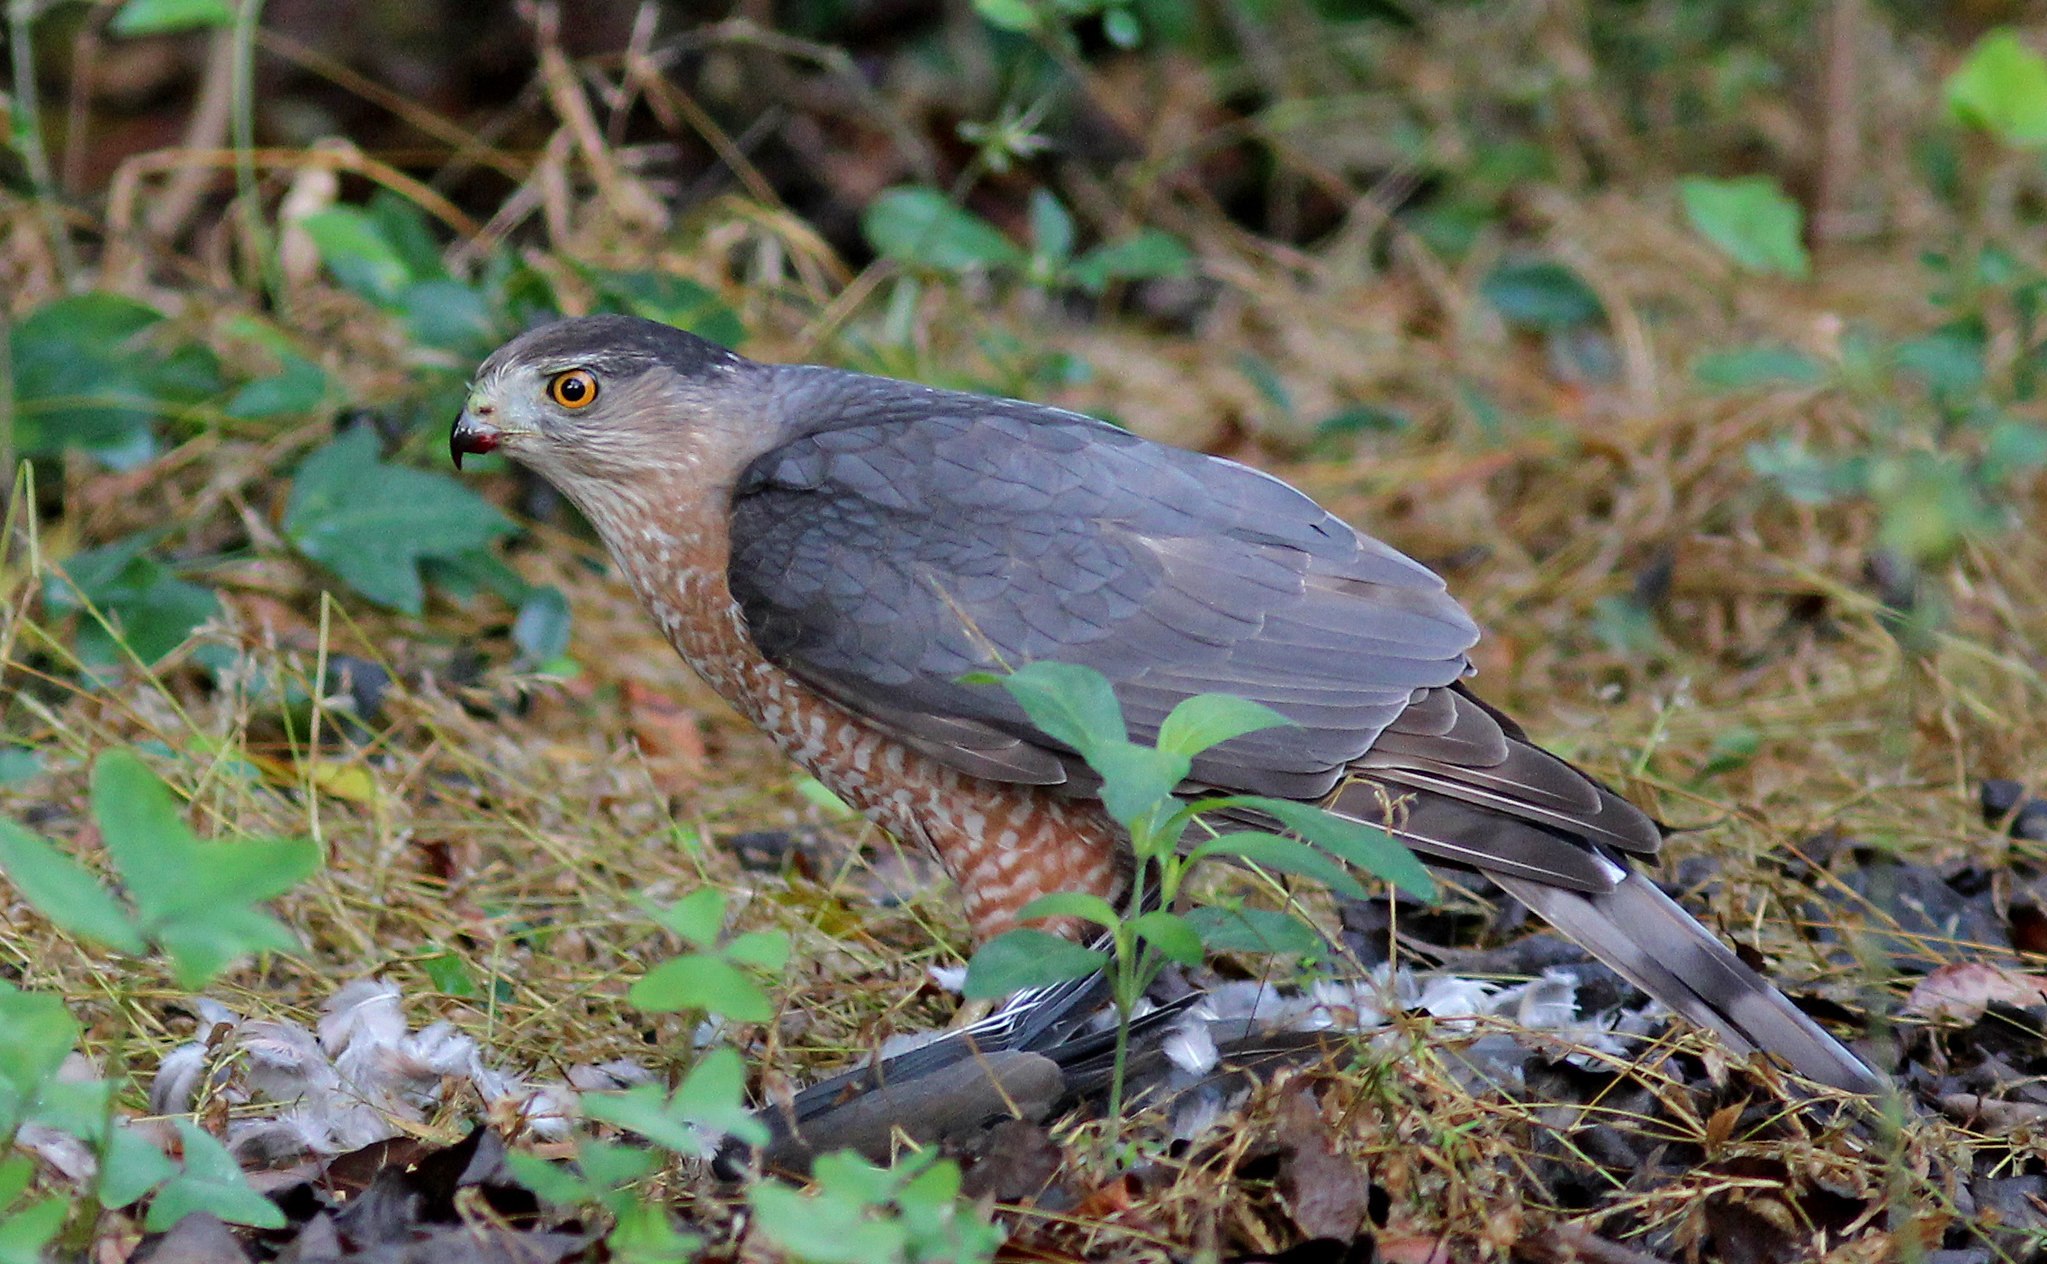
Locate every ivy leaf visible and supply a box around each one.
[99,1128,179,1209]
[285,428,515,615]
[43,536,219,669]
[1070,230,1193,293]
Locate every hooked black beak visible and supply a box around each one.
[450,411,502,470]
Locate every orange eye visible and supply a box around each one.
[547,369,599,410]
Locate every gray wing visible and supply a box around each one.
[727,369,1480,800]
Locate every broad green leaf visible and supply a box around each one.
[1070,230,1193,293]
[111,0,234,36]
[1946,30,2047,146]
[646,888,726,947]
[89,750,200,928]
[1186,830,1368,899]
[0,989,82,1138]
[285,428,515,614]
[1127,910,1203,967]
[504,1150,605,1208]
[723,931,791,972]
[300,207,413,305]
[1089,740,1190,830]
[144,1121,284,1231]
[396,280,498,355]
[962,929,1107,999]
[996,662,1127,758]
[1156,694,1294,759]
[99,1127,178,1209]
[224,355,328,421]
[44,540,219,667]
[89,750,317,987]
[628,955,772,1022]
[1480,260,1606,331]
[864,187,1025,274]
[1228,796,1435,899]
[671,1046,765,1143]
[584,1048,766,1151]
[0,819,145,954]
[751,1181,908,1264]
[1014,891,1122,929]
[1678,176,1810,279]
[1183,905,1322,956]
[9,293,183,467]
[0,1195,68,1264]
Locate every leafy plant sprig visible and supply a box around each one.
[960,662,1433,1117]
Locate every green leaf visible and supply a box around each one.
[1678,176,1810,279]
[299,207,415,305]
[1155,694,1294,759]
[1028,190,1075,264]
[587,270,746,348]
[996,662,1127,758]
[89,750,318,988]
[961,929,1106,999]
[1946,29,2047,146]
[1693,345,1826,391]
[44,539,220,667]
[224,354,328,421]
[629,954,772,1022]
[1070,230,1193,293]
[1183,905,1322,956]
[396,280,498,355]
[973,0,1039,31]
[9,293,178,468]
[512,586,573,665]
[99,1127,178,1209]
[1480,260,1606,330]
[645,888,726,947]
[145,1121,284,1231]
[723,931,791,972]
[1126,910,1204,967]
[0,818,146,954]
[0,1196,68,1264]
[1228,796,1435,900]
[1014,891,1122,929]
[0,989,83,1138]
[284,428,515,614]
[863,187,1025,275]
[89,750,202,927]
[1186,830,1368,900]
[1088,740,1190,830]
[584,1048,766,1151]
[110,0,235,35]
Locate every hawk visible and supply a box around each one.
[452,315,1878,1093]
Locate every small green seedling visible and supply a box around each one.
[961,661,1433,1115]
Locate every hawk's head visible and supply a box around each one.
[452,315,766,488]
